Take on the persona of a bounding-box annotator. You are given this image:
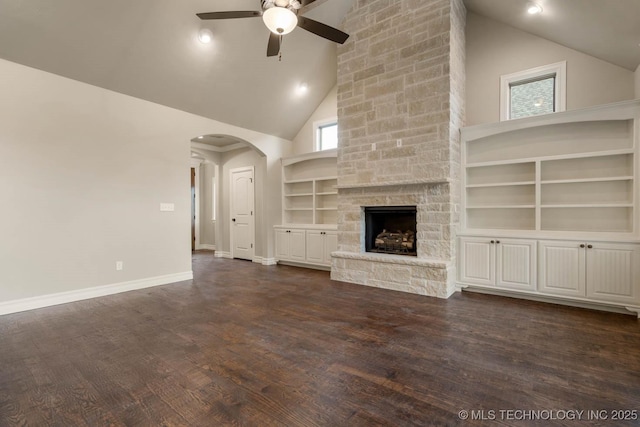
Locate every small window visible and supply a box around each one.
[500,61,566,121]
[315,120,338,151]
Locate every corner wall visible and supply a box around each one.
[0,58,290,312]
[634,65,640,99]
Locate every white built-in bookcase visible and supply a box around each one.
[462,102,639,238]
[281,149,338,226]
[276,149,338,270]
[459,100,640,316]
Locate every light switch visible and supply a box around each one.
[160,203,175,212]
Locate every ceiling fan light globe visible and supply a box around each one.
[262,7,297,35]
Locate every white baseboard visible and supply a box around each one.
[0,271,193,316]
[253,256,277,266]
[198,244,216,251]
[214,251,232,259]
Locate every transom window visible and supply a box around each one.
[315,120,338,151]
[500,61,566,121]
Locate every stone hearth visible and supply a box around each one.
[330,0,466,298]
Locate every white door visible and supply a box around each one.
[306,230,325,264]
[496,239,537,291]
[289,230,306,262]
[274,229,290,260]
[459,237,495,286]
[323,231,338,265]
[538,240,586,297]
[586,242,640,305]
[230,167,255,261]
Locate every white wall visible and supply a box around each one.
[292,86,337,155]
[466,13,635,126]
[635,65,640,99]
[0,58,291,308]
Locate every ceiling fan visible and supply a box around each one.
[197,0,350,58]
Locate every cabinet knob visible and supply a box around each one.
[496,240,500,244]
[587,244,593,249]
[490,240,495,244]
[579,244,585,248]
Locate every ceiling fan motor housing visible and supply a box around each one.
[262,0,302,12]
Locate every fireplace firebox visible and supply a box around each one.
[364,206,417,256]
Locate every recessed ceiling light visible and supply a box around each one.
[198,29,213,44]
[527,2,543,14]
[298,82,309,93]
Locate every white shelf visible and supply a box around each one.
[541,176,633,184]
[541,204,633,208]
[467,148,635,168]
[468,205,536,209]
[462,101,639,237]
[281,152,338,226]
[466,181,535,188]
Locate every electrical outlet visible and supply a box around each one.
[371,143,376,151]
[160,203,175,212]
[116,261,123,271]
[396,139,402,147]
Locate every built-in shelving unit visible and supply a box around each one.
[462,107,637,237]
[276,149,338,270]
[281,149,338,226]
[459,100,640,315]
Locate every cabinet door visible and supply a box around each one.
[289,230,306,262]
[538,241,586,297]
[305,230,324,264]
[496,239,537,291]
[274,229,290,260]
[459,237,495,286]
[323,231,338,265]
[586,243,640,305]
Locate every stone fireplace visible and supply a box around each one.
[330,0,466,298]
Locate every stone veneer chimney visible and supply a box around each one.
[331,0,466,298]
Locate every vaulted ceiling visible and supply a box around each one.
[0,0,637,142]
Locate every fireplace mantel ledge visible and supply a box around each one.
[336,178,450,190]
[331,251,450,268]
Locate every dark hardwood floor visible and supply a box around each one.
[1,251,639,426]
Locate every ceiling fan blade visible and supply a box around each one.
[196,11,262,20]
[297,16,349,44]
[267,33,280,57]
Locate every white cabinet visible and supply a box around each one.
[306,230,337,266]
[458,101,640,314]
[539,240,640,305]
[274,227,337,268]
[538,241,585,297]
[459,237,537,291]
[274,228,306,263]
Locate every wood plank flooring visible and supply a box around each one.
[1,251,639,426]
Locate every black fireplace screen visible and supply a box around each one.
[364,206,417,256]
